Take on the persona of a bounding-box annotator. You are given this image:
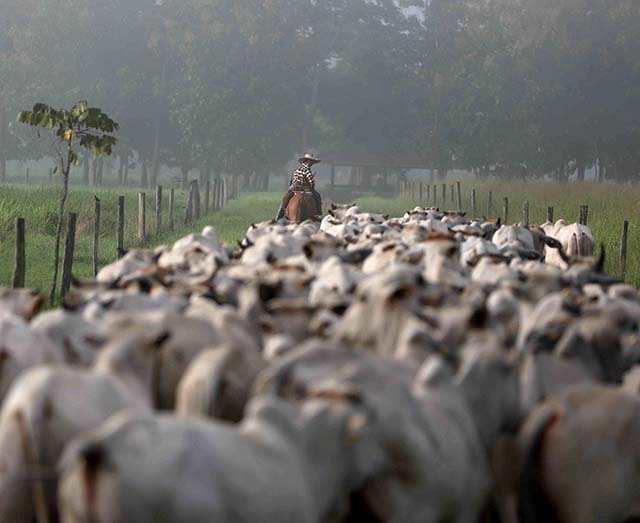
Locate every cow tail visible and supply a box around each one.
[14,410,51,523]
[517,404,561,523]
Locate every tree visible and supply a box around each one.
[18,101,118,304]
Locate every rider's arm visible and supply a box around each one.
[306,169,315,187]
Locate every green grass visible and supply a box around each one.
[1,181,639,302]
[0,185,282,299]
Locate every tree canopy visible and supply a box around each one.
[1,0,638,183]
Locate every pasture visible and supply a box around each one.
[1,180,639,296]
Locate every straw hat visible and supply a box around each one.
[298,153,321,165]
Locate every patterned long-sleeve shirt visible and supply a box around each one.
[290,162,315,189]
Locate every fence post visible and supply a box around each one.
[579,205,589,226]
[426,184,430,206]
[441,184,446,208]
[12,217,25,288]
[503,196,509,224]
[523,201,529,227]
[117,196,125,259]
[168,188,175,232]
[419,182,423,206]
[138,192,146,242]
[205,179,211,214]
[25,168,29,185]
[450,184,454,204]
[60,212,78,299]
[488,191,493,217]
[547,206,554,223]
[620,220,629,277]
[472,189,477,217]
[155,185,163,235]
[93,199,101,277]
[48,168,53,184]
[194,179,201,219]
[456,181,462,212]
[433,184,437,206]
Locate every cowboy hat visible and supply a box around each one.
[298,153,321,165]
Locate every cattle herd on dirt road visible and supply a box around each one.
[0,203,638,523]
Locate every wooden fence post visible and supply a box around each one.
[503,196,509,224]
[60,212,78,299]
[620,220,629,277]
[419,182,423,206]
[168,188,175,232]
[138,192,146,242]
[441,184,446,207]
[579,205,589,226]
[93,199,100,277]
[426,184,430,205]
[547,206,554,223]
[12,217,25,288]
[117,196,125,259]
[194,180,201,219]
[155,185,163,235]
[25,168,29,185]
[472,189,477,217]
[450,184,454,204]
[488,191,493,217]
[456,181,462,211]
[523,201,529,227]
[205,179,211,214]
[433,184,437,206]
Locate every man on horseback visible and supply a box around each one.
[276,153,323,221]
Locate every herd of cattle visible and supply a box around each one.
[0,202,639,523]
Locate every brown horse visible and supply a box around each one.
[285,191,319,223]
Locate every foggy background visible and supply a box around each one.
[0,0,638,187]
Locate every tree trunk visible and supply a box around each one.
[91,157,98,186]
[97,157,104,186]
[150,120,160,188]
[141,154,148,188]
[118,154,125,185]
[123,154,130,186]
[49,146,72,305]
[0,100,6,184]
[83,150,90,185]
[576,160,585,182]
[263,172,270,191]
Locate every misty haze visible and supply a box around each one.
[0,1,640,522]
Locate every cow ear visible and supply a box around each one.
[331,204,337,210]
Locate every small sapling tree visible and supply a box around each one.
[18,101,119,304]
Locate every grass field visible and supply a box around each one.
[1,181,639,301]
[0,185,281,298]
